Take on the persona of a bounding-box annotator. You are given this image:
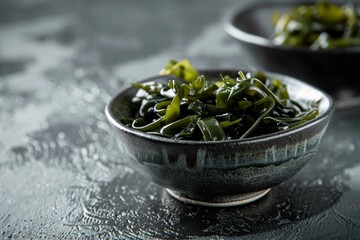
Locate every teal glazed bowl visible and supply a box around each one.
[105,70,334,207]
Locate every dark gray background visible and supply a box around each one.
[1,0,359,239]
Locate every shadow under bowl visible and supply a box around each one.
[225,1,360,108]
[105,70,334,206]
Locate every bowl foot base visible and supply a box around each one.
[166,188,270,207]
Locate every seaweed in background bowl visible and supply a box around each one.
[225,1,360,109]
[272,1,360,49]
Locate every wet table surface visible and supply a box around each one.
[1,0,360,239]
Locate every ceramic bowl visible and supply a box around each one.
[225,1,360,107]
[105,70,334,207]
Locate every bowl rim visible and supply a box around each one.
[224,1,360,54]
[105,69,334,146]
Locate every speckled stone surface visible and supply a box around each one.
[1,0,360,239]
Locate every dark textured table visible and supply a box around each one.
[1,0,360,239]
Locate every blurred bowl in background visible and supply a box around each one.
[225,1,360,109]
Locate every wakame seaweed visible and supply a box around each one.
[272,1,360,49]
[120,59,320,141]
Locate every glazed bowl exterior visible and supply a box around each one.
[105,70,334,198]
[225,1,360,97]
